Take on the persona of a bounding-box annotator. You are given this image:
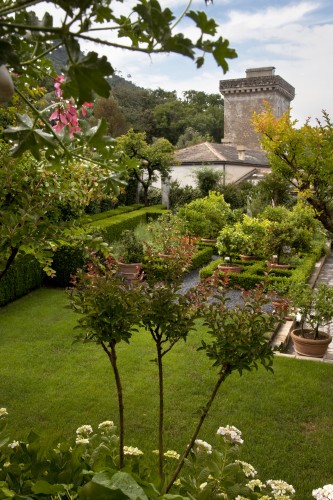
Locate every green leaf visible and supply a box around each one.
[163,35,194,59]
[0,484,15,498]
[133,0,174,41]
[63,52,113,103]
[186,10,218,35]
[32,480,67,495]
[4,114,57,160]
[212,38,238,73]
[80,471,149,499]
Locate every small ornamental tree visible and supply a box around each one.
[139,279,208,480]
[70,256,145,468]
[258,203,321,263]
[194,166,224,197]
[145,212,197,284]
[216,225,246,262]
[237,215,271,258]
[165,273,278,491]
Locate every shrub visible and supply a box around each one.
[112,230,145,264]
[178,192,234,239]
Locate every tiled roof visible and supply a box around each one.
[175,142,268,167]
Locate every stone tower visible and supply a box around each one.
[219,67,295,150]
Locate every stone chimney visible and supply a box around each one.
[236,145,246,161]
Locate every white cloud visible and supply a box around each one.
[220,2,319,42]
[29,0,333,125]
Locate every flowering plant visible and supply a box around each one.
[312,484,333,499]
[49,75,93,137]
[175,425,296,499]
[1,409,298,499]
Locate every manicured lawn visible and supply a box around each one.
[1,287,333,498]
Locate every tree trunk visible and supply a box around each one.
[102,340,125,468]
[0,247,18,281]
[165,366,232,493]
[157,339,164,481]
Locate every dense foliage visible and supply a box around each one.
[95,85,225,145]
[253,105,333,233]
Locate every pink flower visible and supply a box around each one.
[54,75,65,98]
[81,102,93,117]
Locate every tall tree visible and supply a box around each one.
[93,96,129,137]
[117,129,174,206]
[253,106,333,233]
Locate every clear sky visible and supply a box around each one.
[35,0,333,126]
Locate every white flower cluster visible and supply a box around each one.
[75,424,93,445]
[123,446,143,456]
[247,479,265,491]
[194,439,212,454]
[313,484,333,500]
[75,437,90,445]
[235,460,257,478]
[8,440,20,449]
[0,408,8,418]
[164,450,180,460]
[267,479,295,497]
[98,420,116,434]
[216,425,244,444]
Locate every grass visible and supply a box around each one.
[1,287,333,498]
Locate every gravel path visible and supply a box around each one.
[180,261,245,309]
[180,257,273,312]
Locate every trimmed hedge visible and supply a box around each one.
[88,205,166,244]
[199,237,328,290]
[190,246,214,270]
[81,204,145,224]
[46,206,167,287]
[0,255,42,307]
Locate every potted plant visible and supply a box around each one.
[269,280,293,320]
[145,213,196,284]
[289,282,333,357]
[112,229,145,282]
[216,225,243,273]
[237,215,268,260]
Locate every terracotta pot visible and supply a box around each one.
[267,262,291,269]
[239,254,257,261]
[117,262,143,282]
[218,264,242,274]
[201,238,217,244]
[158,253,174,259]
[291,328,332,358]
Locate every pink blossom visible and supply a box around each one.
[81,102,93,117]
[54,75,65,98]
